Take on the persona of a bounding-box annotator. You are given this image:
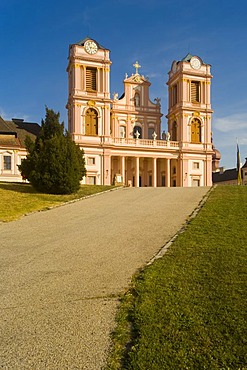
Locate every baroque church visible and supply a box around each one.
[0,36,218,186]
[66,37,216,187]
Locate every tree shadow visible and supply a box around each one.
[0,182,36,194]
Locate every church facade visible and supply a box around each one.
[66,37,214,187]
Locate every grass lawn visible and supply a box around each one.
[0,182,116,222]
[107,186,247,370]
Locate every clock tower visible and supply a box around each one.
[66,37,112,185]
[66,37,112,141]
[166,53,214,186]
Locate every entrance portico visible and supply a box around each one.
[111,155,176,187]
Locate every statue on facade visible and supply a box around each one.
[162,130,166,140]
[166,131,170,141]
[113,92,118,101]
[152,131,157,140]
[154,97,161,106]
[135,130,140,139]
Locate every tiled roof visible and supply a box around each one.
[0,117,40,148]
[212,168,238,183]
[0,134,20,146]
[0,116,16,134]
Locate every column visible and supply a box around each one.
[166,158,170,187]
[14,150,19,175]
[152,158,157,187]
[121,156,125,185]
[135,157,139,187]
[103,150,111,185]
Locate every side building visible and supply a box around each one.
[213,158,247,185]
[0,117,40,182]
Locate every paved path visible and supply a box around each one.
[0,187,210,369]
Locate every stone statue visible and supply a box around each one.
[166,131,170,141]
[135,130,140,139]
[154,97,161,106]
[162,131,166,140]
[152,131,157,140]
[113,92,118,101]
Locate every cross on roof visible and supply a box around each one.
[133,61,141,75]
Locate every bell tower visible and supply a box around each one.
[166,54,214,186]
[66,37,112,141]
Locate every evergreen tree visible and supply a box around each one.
[19,107,86,194]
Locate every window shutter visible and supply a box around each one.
[191,81,200,102]
[86,68,97,91]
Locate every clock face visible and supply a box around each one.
[84,40,98,55]
[190,57,201,70]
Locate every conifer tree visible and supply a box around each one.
[19,107,86,194]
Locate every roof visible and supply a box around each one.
[181,53,205,64]
[0,117,40,148]
[242,158,247,168]
[181,53,194,62]
[75,37,108,50]
[212,168,238,183]
[0,116,16,135]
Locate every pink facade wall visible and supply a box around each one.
[66,39,214,187]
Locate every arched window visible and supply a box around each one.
[85,108,98,136]
[172,121,177,141]
[148,127,154,139]
[134,93,140,107]
[134,126,142,139]
[119,126,126,138]
[191,118,201,143]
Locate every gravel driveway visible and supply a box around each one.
[0,187,210,369]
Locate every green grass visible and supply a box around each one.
[107,186,247,370]
[0,182,116,222]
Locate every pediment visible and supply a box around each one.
[125,74,148,84]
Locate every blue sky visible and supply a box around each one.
[1,0,247,169]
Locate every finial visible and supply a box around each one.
[133,61,141,75]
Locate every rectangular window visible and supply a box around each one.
[193,162,200,169]
[86,67,97,91]
[3,155,11,170]
[191,81,200,102]
[192,179,200,187]
[87,176,96,185]
[87,157,95,165]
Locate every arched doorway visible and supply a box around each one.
[190,118,201,143]
[85,108,98,136]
